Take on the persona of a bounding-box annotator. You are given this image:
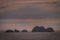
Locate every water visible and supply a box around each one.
[0,32,60,40]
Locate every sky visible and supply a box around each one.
[0,0,60,31]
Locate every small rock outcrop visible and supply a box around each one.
[15,29,19,32]
[45,27,54,32]
[6,30,14,32]
[21,30,28,32]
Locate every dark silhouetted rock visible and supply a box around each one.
[6,30,14,32]
[32,26,54,32]
[32,26,40,32]
[39,26,46,32]
[15,29,19,32]
[21,30,28,32]
[32,26,46,32]
[46,27,54,32]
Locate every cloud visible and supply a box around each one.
[50,1,60,7]
[0,6,60,19]
[0,0,60,19]
[0,5,6,9]
[0,0,60,12]
[55,23,60,27]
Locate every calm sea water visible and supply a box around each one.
[0,32,60,40]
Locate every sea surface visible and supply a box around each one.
[0,32,60,40]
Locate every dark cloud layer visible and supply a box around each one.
[29,1,60,7]
[0,0,60,19]
[0,6,60,19]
